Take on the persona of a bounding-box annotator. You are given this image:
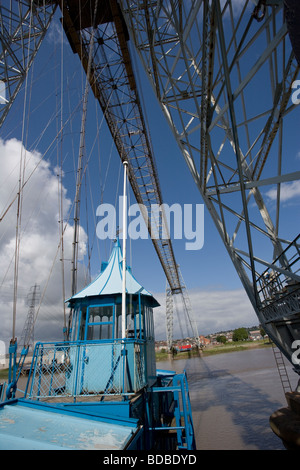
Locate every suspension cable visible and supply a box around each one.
[11,1,34,343]
[71,0,99,298]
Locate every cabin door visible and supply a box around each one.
[80,304,122,394]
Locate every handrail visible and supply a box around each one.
[257,234,300,303]
[25,339,148,400]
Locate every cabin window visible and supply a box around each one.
[115,302,138,339]
[144,306,154,340]
[126,301,135,338]
[83,305,114,340]
[79,306,87,340]
[138,304,145,339]
[115,304,122,338]
[71,306,80,341]
[115,301,144,339]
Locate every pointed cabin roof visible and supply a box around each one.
[67,239,159,307]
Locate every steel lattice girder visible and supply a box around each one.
[59,0,183,293]
[120,0,300,367]
[0,1,57,127]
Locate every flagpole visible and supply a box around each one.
[121,160,128,395]
[122,160,128,341]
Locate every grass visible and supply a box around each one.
[202,339,272,356]
[0,369,9,381]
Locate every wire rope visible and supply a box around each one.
[11,1,35,342]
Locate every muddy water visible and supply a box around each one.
[158,347,298,450]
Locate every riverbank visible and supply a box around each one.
[155,339,272,362]
[0,341,273,380]
[0,369,9,381]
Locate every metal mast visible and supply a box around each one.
[120,0,300,370]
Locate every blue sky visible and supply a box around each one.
[0,8,299,344]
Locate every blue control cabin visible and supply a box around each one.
[64,237,159,395]
[0,239,195,450]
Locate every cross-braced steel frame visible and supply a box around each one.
[3,1,299,363]
[0,0,57,127]
[120,0,300,369]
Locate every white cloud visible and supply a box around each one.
[46,19,68,46]
[153,287,256,340]
[0,138,87,347]
[266,180,300,203]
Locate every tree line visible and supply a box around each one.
[216,326,266,344]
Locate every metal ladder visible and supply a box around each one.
[150,371,196,450]
[272,343,292,394]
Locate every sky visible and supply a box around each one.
[0,4,299,348]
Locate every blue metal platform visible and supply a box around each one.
[0,399,140,450]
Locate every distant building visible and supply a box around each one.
[249,330,262,341]
[155,341,168,352]
[199,335,210,346]
[176,344,192,352]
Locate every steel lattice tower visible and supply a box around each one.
[119,0,300,370]
[20,284,40,351]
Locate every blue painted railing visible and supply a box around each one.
[25,339,147,400]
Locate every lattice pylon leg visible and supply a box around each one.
[166,282,174,351]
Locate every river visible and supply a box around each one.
[158,347,299,450]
